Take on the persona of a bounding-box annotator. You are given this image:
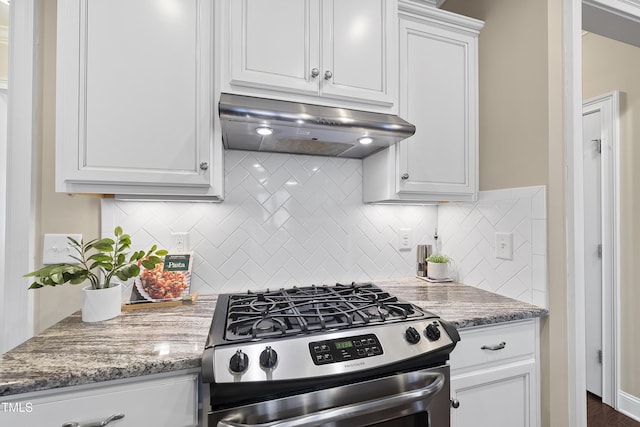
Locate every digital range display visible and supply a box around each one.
[310,334,382,365]
[334,340,353,350]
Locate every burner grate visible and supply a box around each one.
[224,283,426,341]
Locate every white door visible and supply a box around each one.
[583,108,602,397]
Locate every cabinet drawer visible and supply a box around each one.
[450,320,535,371]
[0,372,199,427]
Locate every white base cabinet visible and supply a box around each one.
[56,0,223,200]
[449,319,540,427]
[363,1,483,203]
[0,371,200,427]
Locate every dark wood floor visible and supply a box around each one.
[588,393,640,427]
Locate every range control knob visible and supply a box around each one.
[259,346,278,369]
[229,349,249,374]
[425,323,441,341]
[405,326,421,344]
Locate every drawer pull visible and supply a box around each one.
[481,341,506,351]
[62,413,124,427]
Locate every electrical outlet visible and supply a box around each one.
[171,232,189,252]
[398,228,412,251]
[43,234,82,265]
[495,232,513,260]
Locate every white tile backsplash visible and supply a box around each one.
[437,186,548,307]
[103,151,438,296]
[102,153,547,308]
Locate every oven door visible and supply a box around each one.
[210,365,450,427]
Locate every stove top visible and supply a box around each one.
[224,282,429,341]
[202,282,459,389]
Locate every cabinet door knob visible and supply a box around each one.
[401,173,410,180]
[199,162,209,171]
[311,68,320,78]
[324,70,333,80]
[451,399,460,409]
[481,341,506,351]
[62,413,125,427]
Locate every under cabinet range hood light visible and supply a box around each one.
[219,94,416,159]
[255,126,273,136]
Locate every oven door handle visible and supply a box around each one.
[216,371,445,427]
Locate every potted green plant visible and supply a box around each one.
[426,254,451,281]
[25,226,168,322]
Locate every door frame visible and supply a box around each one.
[1,0,38,353]
[564,0,586,424]
[582,91,620,408]
[567,1,640,424]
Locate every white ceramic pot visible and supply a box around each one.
[82,282,122,322]
[427,261,449,280]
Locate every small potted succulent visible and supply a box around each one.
[25,226,167,322]
[426,254,451,281]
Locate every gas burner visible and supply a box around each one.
[248,294,276,313]
[222,283,428,341]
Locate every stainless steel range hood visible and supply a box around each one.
[219,93,416,159]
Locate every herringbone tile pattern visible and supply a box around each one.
[438,186,547,307]
[106,151,438,296]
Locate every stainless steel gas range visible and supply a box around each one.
[202,282,460,426]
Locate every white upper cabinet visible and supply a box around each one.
[223,0,397,111]
[363,2,482,203]
[56,0,223,199]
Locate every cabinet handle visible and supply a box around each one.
[311,68,320,78]
[401,173,409,180]
[62,413,125,427]
[199,161,209,171]
[324,70,333,80]
[451,399,460,409]
[481,341,506,351]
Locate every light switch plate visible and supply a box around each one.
[398,228,412,251]
[43,234,82,265]
[495,232,513,260]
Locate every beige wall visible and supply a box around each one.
[582,31,640,399]
[34,0,101,333]
[442,1,567,426]
[442,0,549,191]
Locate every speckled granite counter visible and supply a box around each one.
[0,279,546,398]
[373,277,548,328]
[0,295,217,397]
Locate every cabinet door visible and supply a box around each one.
[56,0,214,192]
[396,16,478,199]
[0,373,199,426]
[228,0,321,96]
[320,0,396,106]
[451,362,535,427]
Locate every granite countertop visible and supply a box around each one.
[374,277,548,328]
[0,279,547,397]
[0,295,217,397]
